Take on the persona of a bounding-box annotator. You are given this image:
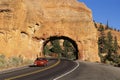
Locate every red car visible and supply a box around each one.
[34,58,48,66]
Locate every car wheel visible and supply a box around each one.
[44,64,47,67]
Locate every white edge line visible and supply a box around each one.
[53,61,79,80]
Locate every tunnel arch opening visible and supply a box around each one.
[43,36,79,60]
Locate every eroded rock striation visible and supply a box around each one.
[0,0,100,61]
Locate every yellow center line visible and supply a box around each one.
[5,60,60,80]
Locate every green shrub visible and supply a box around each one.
[0,54,6,68]
[9,57,20,66]
[0,54,33,69]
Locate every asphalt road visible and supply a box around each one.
[58,61,120,80]
[0,59,77,80]
[1,59,120,80]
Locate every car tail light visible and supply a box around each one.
[34,61,37,65]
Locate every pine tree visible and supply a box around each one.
[105,20,109,30]
[63,40,75,59]
[98,23,104,32]
[113,36,118,53]
[106,31,114,60]
[98,35,107,53]
[43,45,52,55]
[94,22,97,28]
[63,40,72,47]
[50,40,62,54]
[98,24,107,62]
[98,23,106,53]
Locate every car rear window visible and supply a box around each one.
[36,58,47,60]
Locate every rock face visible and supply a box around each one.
[0,0,100,62]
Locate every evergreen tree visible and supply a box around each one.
[113,36,118,53]
[63,40,72,47]
[63,40,75,59]
[98,23,106,53]
[94,22,97,28]
[118,29,120,32]
[114,28,117,31]
[98,23,104,32]
[105,20,109,30]
[50,40,62,54]
[98,35,107,53]
[106,31,114,60]
[98,24,107,62]
[43,45,52,55]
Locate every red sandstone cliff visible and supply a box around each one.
[0,0,100,61]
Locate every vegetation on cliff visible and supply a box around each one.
[0,54,33,70]
[96,23,120,66]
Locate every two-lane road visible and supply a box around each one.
[1,59,120,80]
[0,59,77,80]
[58,61,120,80]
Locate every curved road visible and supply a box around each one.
[0,59,120,80]
[58,61,120,80]
[0,59,77,80]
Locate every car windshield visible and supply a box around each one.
[36,58,47,60]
